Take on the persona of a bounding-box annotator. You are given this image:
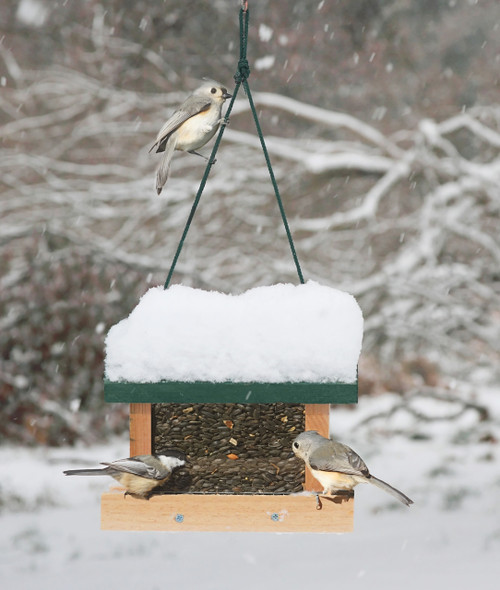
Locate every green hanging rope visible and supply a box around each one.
[164,2,304,289]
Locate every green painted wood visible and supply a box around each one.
[103,379,358,404]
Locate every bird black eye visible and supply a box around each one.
[211,87,217,94]
[293,442,299,449]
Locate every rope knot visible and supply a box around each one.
[234,58,251,84]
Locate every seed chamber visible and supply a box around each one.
[154,402,305,495]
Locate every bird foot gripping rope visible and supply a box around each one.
[164,1,304,289]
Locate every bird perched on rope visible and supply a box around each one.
[292,431,413,506]
[63,451,187,500]
[150,80,232,195]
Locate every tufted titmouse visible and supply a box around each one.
[150,80,232,195]
[292,431,413,506]
[63,451,187,500]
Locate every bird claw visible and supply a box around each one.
[188,150,207,160]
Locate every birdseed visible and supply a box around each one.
[153,403,305,494]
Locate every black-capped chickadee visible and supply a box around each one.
[150,80,232,195]
[292,431,413,506]
[63,451,187,500]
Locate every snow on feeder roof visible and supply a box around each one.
[104,281,362,404]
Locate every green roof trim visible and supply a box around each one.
[104,379,358,404]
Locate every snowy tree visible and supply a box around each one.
[1,1,499,444]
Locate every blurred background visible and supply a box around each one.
[1,0,499,446]
[1,2,500,588]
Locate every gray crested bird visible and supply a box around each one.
[150,80,232,195]
[292,431,413,506]
[63,451,187,500]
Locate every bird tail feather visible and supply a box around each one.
[368,475,414,506]
[63,468,108,477]
[156,136,176,195]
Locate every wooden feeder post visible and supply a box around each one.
[129,403,152,456]
[304,403,330,491]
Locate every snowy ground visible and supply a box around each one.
[1,387,499,590]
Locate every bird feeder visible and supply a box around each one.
[100,3,362,532]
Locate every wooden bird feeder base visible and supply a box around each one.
[101,490,354,532]
[100,402,355,532]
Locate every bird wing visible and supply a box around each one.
[150,97,211,153]
[309,441,369,476]
[101,457,163,480]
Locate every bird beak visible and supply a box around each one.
[223,92,232,100]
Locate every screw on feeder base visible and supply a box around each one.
[175,513,184,523]
[270,512,280,522]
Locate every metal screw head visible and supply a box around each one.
[175,513,184,523]
[270,512,280,522]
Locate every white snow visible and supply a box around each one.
[258,24,274,42]
[105,281,363,384]
[16,0,49,27]
[254,55,276,71]
[1,387,499,590]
